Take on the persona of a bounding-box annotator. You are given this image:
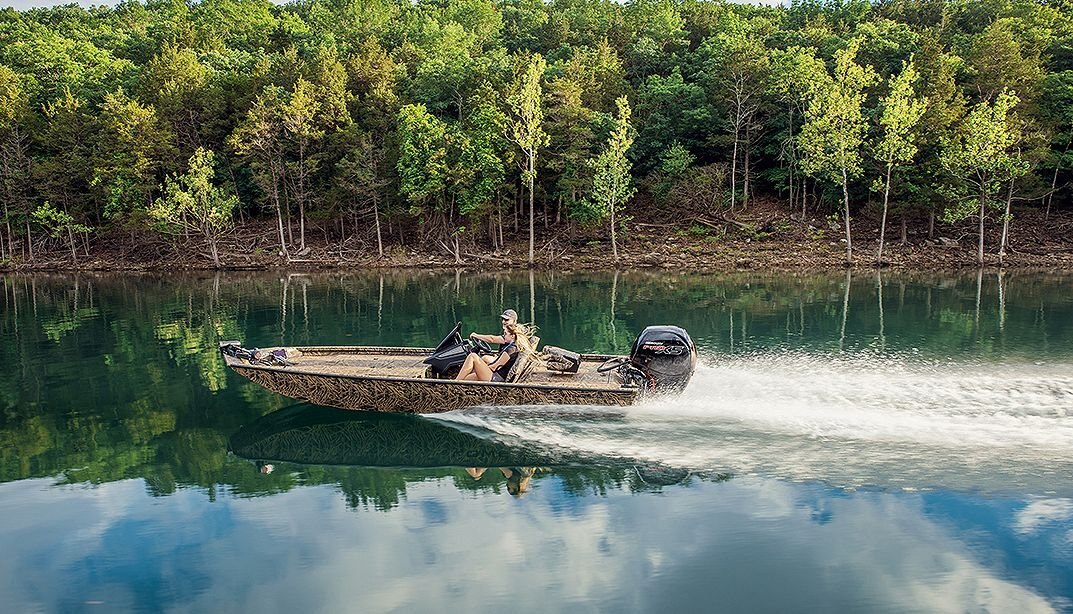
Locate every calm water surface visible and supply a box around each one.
[1,270,1071,613]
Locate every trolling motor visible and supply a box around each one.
[598,326,697,393]
[219,341,296,367]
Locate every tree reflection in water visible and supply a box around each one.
[1,270,1071,504]
[229,405,709,505]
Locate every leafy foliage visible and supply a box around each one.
[0,0,1069,261]
[149,147,237,267]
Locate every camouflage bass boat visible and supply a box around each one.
[220,323,697,414]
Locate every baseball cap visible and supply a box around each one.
[500,309,518,321]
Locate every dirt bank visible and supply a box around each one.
[4,201,1072,272]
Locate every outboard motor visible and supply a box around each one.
[627,326,697,392]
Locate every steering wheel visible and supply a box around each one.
[471,338,494,354]
[597,356,630,373]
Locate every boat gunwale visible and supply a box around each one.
[289,344,623,362]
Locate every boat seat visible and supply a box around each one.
[506,350,537,383]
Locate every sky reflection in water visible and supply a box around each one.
[0,473,1069,613]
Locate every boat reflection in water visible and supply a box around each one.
[228,405,714,496]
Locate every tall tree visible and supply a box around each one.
[229,87,289,260]
[581,96,635,261]
[280,78,324,254]
[544,77,596,221]
[940,90,1025,265]
[0,64,32,260]
[92,90,174,221]
[34,90,94,256]
[508,54,549,266]
[873,60,927,263]
[770,46,829,218]
[335,130,390,259]
[799,39,878,265]
[141,44,210,163]
[702,29,771,209]
[396,103,449,213]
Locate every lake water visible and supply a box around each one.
[1,270,1071,613]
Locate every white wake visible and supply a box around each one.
[434,353,1073,495]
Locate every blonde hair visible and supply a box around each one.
[504,322,537,353]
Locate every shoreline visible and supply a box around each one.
[4,205,1073,274]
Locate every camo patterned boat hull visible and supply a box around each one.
[223,345,639,413]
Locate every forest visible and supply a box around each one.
[0,0,1071,267]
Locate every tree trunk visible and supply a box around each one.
[298,143,306,252]
[210,237,220,269]
[999,179,1014,265]
[1045,164,1059,221]
[899,215,907,246]
[66,224,77,265]
[841,165,853,265]
[610,188,619,262]
[977,189,987,266]
[730,128,739,212]
[928,209,935,240]
[26,220,32,260]
[528,153,535,266]
[2,200,12,261]
[274,193,289,262]
[787,107,794,214]
[373,195,383,259]
[876,164,892,264]
[743,124,751,209]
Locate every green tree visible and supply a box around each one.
[92,89,174,221]
[32,201,92,264]
[873,60,927,263]
[581,96,635,261]
[940,90,1025,265]
[701,29,772,209]
[396,103,449,211]
[456,88,509,221]
[0,64,32,260]
[799,39,878,265]
[544,77,596,224]
[281,78,324,254]
[508,54,549,266]
[770,46,829,218]
[900,33,966,238]
[141,44,210,162]
[149,147,237,268]
[229,87,289,261]
[632,69,712,172]
[34,90,94,257]
[335,130,390,259]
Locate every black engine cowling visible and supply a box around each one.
[628,326,697,392]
